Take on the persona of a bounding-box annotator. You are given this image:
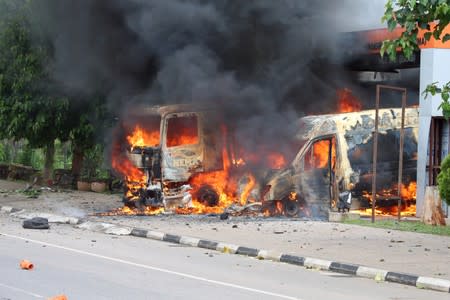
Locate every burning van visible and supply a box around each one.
[262,107,419,218]
[112,104,263,214]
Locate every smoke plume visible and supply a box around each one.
[31,0,386,162]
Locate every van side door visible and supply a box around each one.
[297,136,336,216]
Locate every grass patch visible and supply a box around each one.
[344,219,450,236]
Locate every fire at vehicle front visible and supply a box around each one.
[112,104,264,215]
[262,117,337,219]
[159,107,226,210]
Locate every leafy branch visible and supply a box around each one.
[423,81,450,119]
[381,0,450,119]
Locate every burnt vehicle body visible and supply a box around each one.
[262,107,419,218]
[116,104,228,209]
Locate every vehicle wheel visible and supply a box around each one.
[283,199,299,217]
[196,185,219,206]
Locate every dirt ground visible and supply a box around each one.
[1,179,450,280]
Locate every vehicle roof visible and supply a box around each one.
[296,107,419,141]
[125,103,216,117]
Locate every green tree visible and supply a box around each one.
[381,0,450,118]
[0,0,71,179]
[437,155,450,204]
[0,0,114,181]
[67,94,113,180]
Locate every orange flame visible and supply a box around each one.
[127,125,159,148]
[354,181,417,217]
[288,191,297,201]
[111,134,147,203]
[166,116,199,147]
[337,88,362,113]
[167,133,198,147]
[111,155,145,183]
[401,181,417,200]
[98,205,165,216]
[267,152,287,169]
[239,174,256,205]
[112,123,260,216]
[185,147,235,214]
[356,205,416,217]
[313,140,336,168]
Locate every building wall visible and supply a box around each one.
[417,48,450,217]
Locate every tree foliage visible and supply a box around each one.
[437,154,450,204]
[0,0,114,178]
[381,0,450,60]
[0,0,70,147]
[382,1,450,199]
[381,0,450,119]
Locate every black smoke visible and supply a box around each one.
[31,0,363,163]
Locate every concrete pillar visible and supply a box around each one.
[416,116,430,217]
[417,48,450,217]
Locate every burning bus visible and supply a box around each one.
[111,103,419,219]
[263,107,419,218]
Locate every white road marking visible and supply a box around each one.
[0,232,301,300]
[0,282,44,298]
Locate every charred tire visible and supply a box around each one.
[283,199,299,217]
[122,196,136,208]
[196,185,219,206]
[122,196,144,209]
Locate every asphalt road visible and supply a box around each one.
[0,216,447,300]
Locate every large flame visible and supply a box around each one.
[127,125,159,148]
[355,181,417,217]
[166,116,199,147]
[337,88,362,113]
[112,123,262,216]
[312,139,336,168]
[111,138,147,203]
[400,181,417,200]
[184,148,236,214]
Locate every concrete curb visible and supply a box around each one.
[125,225,450,294]
[2,205,449,293]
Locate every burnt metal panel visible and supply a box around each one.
[200,113,223,172]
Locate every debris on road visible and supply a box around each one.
[219,212,229,220]
[22,217,50,229]
[19,259,34,270]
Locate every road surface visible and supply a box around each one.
[0,216,447,300]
